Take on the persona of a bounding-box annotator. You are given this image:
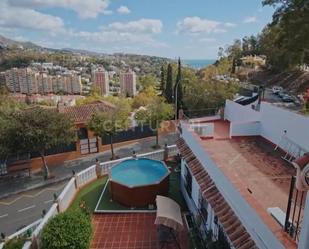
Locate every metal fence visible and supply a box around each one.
[30,142,77,159]
[101,125,156,145]
[1,146,178,249]
[183,108,220,119]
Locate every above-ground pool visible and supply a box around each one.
[110,158,170,207]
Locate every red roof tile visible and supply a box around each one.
[59,101,115,124]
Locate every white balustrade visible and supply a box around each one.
[57,178,77,213]
[7,219,42,241]
[32,203,58,248]
[76,165,97,188]
[22,241,32,249]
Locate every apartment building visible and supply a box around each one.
[4,68,21,93]
[0,72,5,86]
[120,70,136,97]
[92,67,109,96]
[36,73,53,94]
[12,68,38,94]
[3,68,82,95]
[177,100,309,249]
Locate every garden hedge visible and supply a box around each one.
[3,238,24,249]
[41,208,92,249]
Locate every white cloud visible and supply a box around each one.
[243,16,259,23]
[177,17,221,34]
[7,0,111,19]
[224,22,237,28]
[0,1,64,32]
[105,19,162,34]
[177,17,235,35]
[117,6,131,15]
[199,38,216,43]
[68,19,165,49]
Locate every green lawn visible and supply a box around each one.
[68,163,187,213]
[69,177,107,212]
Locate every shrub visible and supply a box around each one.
[3,238,24,249]
[41,209,92,249]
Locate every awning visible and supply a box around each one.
[155,195,183,232]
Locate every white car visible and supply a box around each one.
[272,86,283,94]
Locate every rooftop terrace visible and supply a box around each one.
[183,119,299,248]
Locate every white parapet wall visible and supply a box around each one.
[224,100,309,150]
[259,102,309,150]
[230,121,261,137]
[224,100,261,123]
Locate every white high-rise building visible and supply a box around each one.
[63,73,82,94]
[120,70,136,97]
[92,67,109,96]
[4,68,38,94]
[4,68,21,93]
[37,73,53,94]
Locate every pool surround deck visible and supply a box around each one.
[91,213,189,249]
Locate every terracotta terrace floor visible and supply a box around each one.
[91,213,189,249]
[199,136,298,248]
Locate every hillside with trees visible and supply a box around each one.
[209,0,309,94]
[0,35,172,77]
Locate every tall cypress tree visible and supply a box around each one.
[165,63,173,103]
[175,57,183,112]
[158,65,165,95]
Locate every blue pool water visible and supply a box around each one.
[111,158,168,187]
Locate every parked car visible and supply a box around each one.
[272,86,283,94]
[278,90,287,98]
[282,94,294,102]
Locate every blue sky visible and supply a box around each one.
[0,0,275,59]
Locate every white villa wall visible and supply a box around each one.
[260,102,309,150]
[230,121,261,137]
[192,177,200,208]
[224,100,260,123]
[225,100,309,151]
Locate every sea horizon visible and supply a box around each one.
[183,59,216,70]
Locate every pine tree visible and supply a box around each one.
[175,58,183,114]
[158,65,165,95]
[165,63,173,103]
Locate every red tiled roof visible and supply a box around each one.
[176,138,258,249]
[59,101,115,124]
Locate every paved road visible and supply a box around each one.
[263,88,302,112]
[0,181,66,235]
